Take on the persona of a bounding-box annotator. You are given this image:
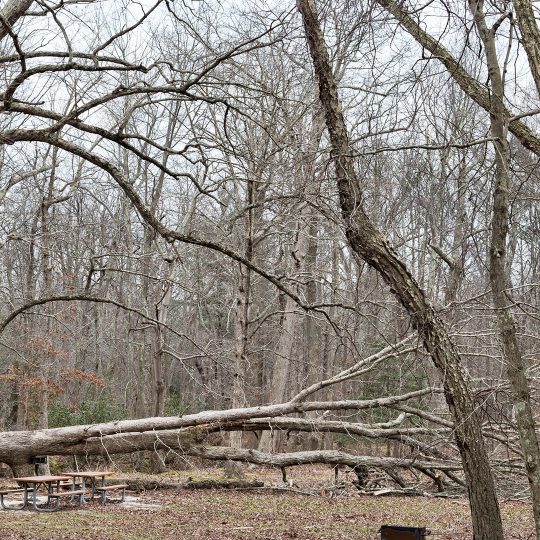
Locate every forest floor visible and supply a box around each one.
[0,466,534,539]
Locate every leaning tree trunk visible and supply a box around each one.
[295,1,504,538]
[470,1,540,537]
[513,0,540,98]
[0,0,34,42]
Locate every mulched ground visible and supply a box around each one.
[0,466,534,539]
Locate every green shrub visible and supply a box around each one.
[164,390,189,416]
[49,395,126,427]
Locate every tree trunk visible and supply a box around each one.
[513,0,540,97]
[0,0,34,42]
[470,1,540,536]
[230,260,250,449]
[230,174,258,449]
[0,387,435,465]
[295,1,504,538]
[152,261,174,418]
[375,0,540,158]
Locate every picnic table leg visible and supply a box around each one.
[0,490,26,510]
[33,483,59,513]
[100,476,110,503]
[70,477,77,502]
[46,481,55,505]
[80,478,89,503]
[90,478,99,500]
[31,485,40,511]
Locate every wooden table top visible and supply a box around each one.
[61,471,114,478]
[14,475,71,483]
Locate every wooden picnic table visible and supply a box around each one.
[12,475,84,512]
[61,471,116,502]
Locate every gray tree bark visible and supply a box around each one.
[0,0,33,41]
[470,1,540,537]
[0,387,436,466]
[513,0,540,97]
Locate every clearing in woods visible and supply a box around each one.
[0,467,533,539]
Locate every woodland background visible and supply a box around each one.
[0,0,538,515]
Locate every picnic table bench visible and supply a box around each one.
[12,475,82,512]
[46,489,85,510]
[95,484,129,503]
[62,472,128,503]
[1,471,128,511]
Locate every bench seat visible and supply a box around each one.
[96,484,128,503]
[47,490,85,498]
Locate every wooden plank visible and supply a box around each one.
[14,475,70,483]
[62,471,114,478]
[47,490,85,498]
[96,484,128,491]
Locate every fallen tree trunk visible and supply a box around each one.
[186,446,462,473]
[0,388,436,465]
[0,387,517,493]
[0,385,516,470]
[0,417,446,466]
[0,407,522,495]
[0,426,206,466]
[183,479,264,490]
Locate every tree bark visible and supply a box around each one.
[230,214,253,448]
[0,387,435,465]
[295,1,504,538]
[513,0,540,97]
[187,446,461,474]
[376,0,540,158]
[231,168,267,448]
[0,0,33,42]
[470,1,540,537]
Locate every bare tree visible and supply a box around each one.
[469,0,540,535]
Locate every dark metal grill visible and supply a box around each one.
[379,525,429,539]
[29,455,48,475]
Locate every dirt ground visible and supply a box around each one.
[0,466,534,539]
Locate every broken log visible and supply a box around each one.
[182,479,264,489]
